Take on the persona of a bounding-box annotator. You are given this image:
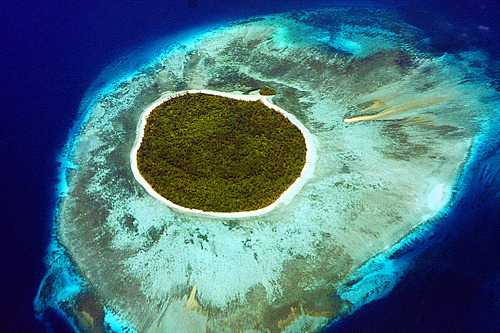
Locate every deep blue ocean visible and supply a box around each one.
[1,1,499,332]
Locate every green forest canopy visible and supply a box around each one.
[259,87,276,96]
[137,93,307,212]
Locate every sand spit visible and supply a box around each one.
[344,97,446,123]
[130,89,317,218]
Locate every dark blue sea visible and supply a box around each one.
[1,1,499,332]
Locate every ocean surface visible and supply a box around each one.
[1,0,499,332]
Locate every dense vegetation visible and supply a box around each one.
[137,93,306,212]
[259,87,276,96]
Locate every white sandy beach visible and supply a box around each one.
[130,89,317,218]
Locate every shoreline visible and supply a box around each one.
[130,89,317,218]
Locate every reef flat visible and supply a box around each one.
[37,7,500,333]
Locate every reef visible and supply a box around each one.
[36,7,500,333]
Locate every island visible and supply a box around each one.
[132,91,309,214]
[259,87,277,96]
